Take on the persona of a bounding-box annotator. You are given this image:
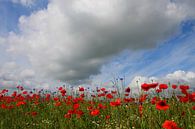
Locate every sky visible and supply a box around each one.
[0,0,195,90]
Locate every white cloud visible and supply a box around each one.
[0,62,35,81]
[5,0,195,82]
[165,70,195,85]
[128,70,195,91]
[12,0,36,7]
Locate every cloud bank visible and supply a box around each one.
[129,70,195,90]
[4,0,195,82]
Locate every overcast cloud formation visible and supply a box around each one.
[2,0,195,82]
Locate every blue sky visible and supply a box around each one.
[0,0,195,89]
[91,26,195,84]
[0,0,48,35]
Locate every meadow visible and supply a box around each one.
[0,83,194,129]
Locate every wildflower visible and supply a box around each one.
[139,94,148,103]
[192,106,195,110]
[58,87,63,91]
[1,104,7,109]
[141,83,151,91]
[53,97,59,101]
[98,103,107,109]
[64,113,71,119]
[111,91,117,94]
[22,91,28,95]
[179,85,189,90]
[16,101,26,107]
[80,94,85,98]
[149,83,159,88]
[156,89,162,93]
[60,89,66,94]
[87,106,93,111]
[159,84,168,89]
[31,112,38,116]
[106,93,113,99]
[90,109,100,116]
[156,100,169,111]
[106,115,110,119]
[177,96,189,103]
[54,101,62,107]
[172,84,177,89]
[124,98,134,103]
[125,87,131,93]
[162,120,182,129]
[101,88,106,91]
[151,97,158,105]
[110,98,121,106]
[79,87,84,91]
[73,103,80,110]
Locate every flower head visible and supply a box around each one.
[156,100,169,111]
[162,120,182,129]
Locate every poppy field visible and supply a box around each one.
[0,83,194,129]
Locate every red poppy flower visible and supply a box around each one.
[110,98,121,106]
[141,83,151,91]
[16,101,26,107]
[181,90,189,96]
[64,113,71,119]
[97,89,101,92]
[73,103,80,110]
[31,112,37,116]
[139,94,148,103]
[75,110,84,118]
[80,94,85,98]
[58,87,63,91]
[124,98,134,103]
[87,106,93,111]
[179,85,189,90]
[53,97,59,101]
[111,91,117,94]
[54,101,62,107]
[101,88,106,91]
[22,91,28,95]
[106,93,113,99]
[172,84,177,89]
[149,83,159,88]
[60,89,66,94]
[177,96,189,103]
[156,89,162,93]
[1,104,7,109]
[125,87,131,93]
[159,84,168,89]
[79,87,84,91]
[106,115,110,119]
[162,120,182,129]
[151,97,159,105]
[189,92,195,102]
[98,103,107,109]
[45,94,51,101]
[156,100,169,111]
[192,106,195,110]
[90,109,100,116]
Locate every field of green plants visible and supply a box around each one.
[0,83,194,129]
